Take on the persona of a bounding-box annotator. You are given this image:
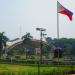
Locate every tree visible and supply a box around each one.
[53,48,63,58]
[45,37,55,59]
[21,32,33,59]
[0,32,9,57]
[45,37,55,48]
[22,32,33,43]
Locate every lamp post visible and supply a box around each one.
[36,28,46,75]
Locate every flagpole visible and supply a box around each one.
[57,1,59,39]
[57,1,60,73]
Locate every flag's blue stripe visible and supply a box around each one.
[65,8,73,15]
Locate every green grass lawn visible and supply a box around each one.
[0,63,74,75]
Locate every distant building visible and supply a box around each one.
[5,38,46,56]
[35,48,41,54]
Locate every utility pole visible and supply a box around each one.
[36,28,46,75]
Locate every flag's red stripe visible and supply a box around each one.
[59,10,72,21]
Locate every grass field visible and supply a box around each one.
[0,63,75,75]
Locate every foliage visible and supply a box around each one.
[45,37,75,56]
[21,33,33,59]
[22,32,33,44]
[53,48,63,58]
[0,32,9,57]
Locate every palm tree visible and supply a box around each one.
[0,32,9,58]
[21,32,33,59]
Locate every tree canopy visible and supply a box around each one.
[0,32,9,57]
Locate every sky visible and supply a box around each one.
[0,0,75,40]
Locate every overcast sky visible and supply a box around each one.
[0,0,75,40]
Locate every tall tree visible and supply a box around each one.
[21,32,33,59]
[0,32,9,57]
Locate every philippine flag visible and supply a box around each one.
[57,1,73,21]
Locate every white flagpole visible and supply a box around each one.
[57,1,60,73]
[57,1,59,39]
